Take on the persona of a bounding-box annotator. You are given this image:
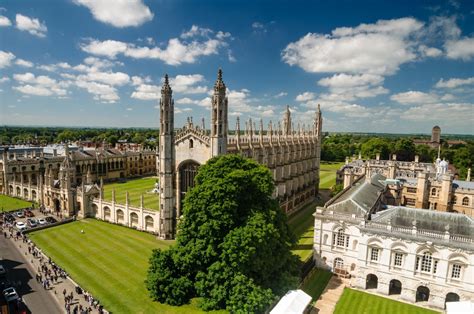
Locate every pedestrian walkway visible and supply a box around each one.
[2,224,106,313]
[311,275,348,314]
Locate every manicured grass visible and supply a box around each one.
[0,194,33,212]
[334,289,440,314]
[319,162,344,189]
[288,203,317,261]
[103,177,159,210]
[301,269,333,303]
[29,219,225,314]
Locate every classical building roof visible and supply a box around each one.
[453,180,474,190]
[372,206,474,237]
[326,173,386,217]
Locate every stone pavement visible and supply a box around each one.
[2,224,106,314]
[310,275,349,314]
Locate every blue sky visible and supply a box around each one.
[0,0,473,134]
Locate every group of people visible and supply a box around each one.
[1,218,105,314]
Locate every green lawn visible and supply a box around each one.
[319,162,344,189]
[301,269,333,303]
[103,177,160,210]
[288,202,317,261]
[334,289,440,314]
[0,194,33,212]
[29,219,226,314]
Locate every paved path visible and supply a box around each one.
[0,233,62,314]
[311,276,348,314]
[1,222,105,314]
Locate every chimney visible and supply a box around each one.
[467,168,471,182]
[415,155,419,163]
[376,153,380,161]
[392,154,397,161]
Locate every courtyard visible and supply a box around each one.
[103,177,160,210]
[334,288,440,314]
[29,219,225,314]
[0,194,34,212]
[319,162,344,189]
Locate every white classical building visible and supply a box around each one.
[313,174,474,310]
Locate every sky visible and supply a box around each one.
[0,0,473,134]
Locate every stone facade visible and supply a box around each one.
[314,174,474,310]
[158,69,322,238]
[0,145,156,218]
[337,155,474,218]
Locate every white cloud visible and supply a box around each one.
[390,91,439,105]
[401,103,473,122]
[274,92,287,98]
[175,97,199,105]
[169,74,208,94]
[418,45,442,57]
[73,0,153,28]
[0,76,9,83]
[318,73,384,88]
[15,14,47,37]
[13,72,68,96]
[295,92,315,102]
[15,58,34,67]
[131,84,160,100]
[317,73,388,101]
[180,25,213,39]
[282,17,423,76]
[435,77,474,88]
[0,50,15,68]
[75,79,118,103]
[131,75,151,86]
[0,15,11,27]
[78,71,130,86]
[445,37,474,60]
[81,26,231,65]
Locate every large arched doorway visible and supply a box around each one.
[90,204,98,217]
[179,160,200,210]
[389,279,402,295]
[445,292,460,307]
[366,274,378,289]
[416,286,430,302]
[32,190,37,201]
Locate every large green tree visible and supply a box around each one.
[146,155,299,313]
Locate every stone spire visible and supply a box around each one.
[159,73,176,239]
[268,120,273,142]
[201,117,205,130]
[284,105,292,136]
[236,116,241,145]
[259,119,264,144]
[211,68,228,156]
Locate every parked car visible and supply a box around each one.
[27,218,38,228]
[15,221,27,231]
[3,287,19,303]
[24,209,34,217]
[45,216,57,224]
[38,218,47,225]
[15,211,25,218]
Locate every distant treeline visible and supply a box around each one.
[321,133,473,180]
[0,126,158,149]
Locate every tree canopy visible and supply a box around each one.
[146,154,299,313]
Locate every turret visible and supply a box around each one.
[210,68,228,157]
[159,74,176,239]
[283,105,292,136]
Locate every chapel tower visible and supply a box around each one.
[210,68,228,157]
[159,74,176,239]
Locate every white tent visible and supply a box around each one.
[446,301,474,314]
[270,289,312,314]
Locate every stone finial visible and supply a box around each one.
[126,191,129,205]
[161,74,172,93]
[201,117,205,130]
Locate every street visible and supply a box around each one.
[0,235,62,314]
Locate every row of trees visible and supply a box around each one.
[321,134,473,179]
[0,126,158,149]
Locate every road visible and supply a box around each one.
[0,235,62,314]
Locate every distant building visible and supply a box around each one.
[413,125,466,148]
[337,154,473,218]
[314,173,474,310]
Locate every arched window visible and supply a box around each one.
[462,197,469,206]
[431,188,437,196]
[189,139,194,149]
[453,196,457,204]
[332,228,349,248]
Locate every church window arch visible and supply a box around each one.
[462,197,469,206]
